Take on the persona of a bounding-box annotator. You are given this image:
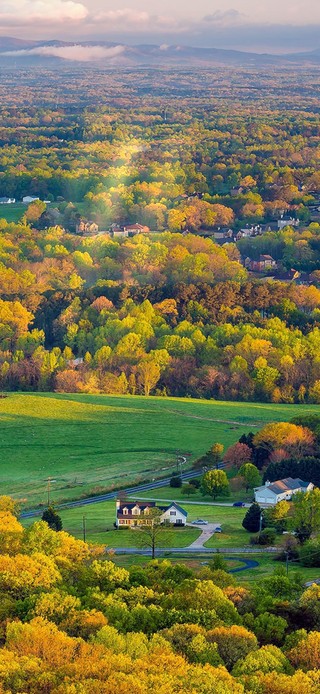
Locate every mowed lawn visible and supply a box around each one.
[1,392,320,509]
[0,204,26,223]
[23,500,201,548]
[132,499,251,548]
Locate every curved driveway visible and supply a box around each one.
[187,523,220,549]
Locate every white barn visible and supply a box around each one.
[23,196,40,204]
[254,477,313,505]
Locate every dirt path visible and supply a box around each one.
[166,408,262,427]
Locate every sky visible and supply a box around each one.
[1,0,320,53]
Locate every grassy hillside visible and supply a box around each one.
[1,392,319,509]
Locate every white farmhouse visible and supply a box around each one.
[0,197,15,204]
[159,502,188,526]
[254,477,313,505]
[116,500,188,527]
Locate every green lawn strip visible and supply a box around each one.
[131,484,252,505]
[112,553,320,584]
[103,527,200,549]
[2,392,319,508]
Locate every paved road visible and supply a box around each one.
[200,557,259,574]
[229,558,259,573]
[187,523,221,548]
[21,464,226,519]
[113,547,278,555]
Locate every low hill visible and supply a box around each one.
[0,393,318,509]
[1,37,320,67]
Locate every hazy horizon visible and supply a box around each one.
[1,1,320,54]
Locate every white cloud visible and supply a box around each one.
[92,7,186,32]
[203,10,245,25]
[94,9,151,25]
[2,44,125,61]
[0,0,88,25]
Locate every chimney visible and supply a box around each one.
[116,499,121,510]
[265,480,271,487]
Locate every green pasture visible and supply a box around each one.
[1,392,320,509]
[131,478,254,505]
[0,204,26,223]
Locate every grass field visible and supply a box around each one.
[22,499,252,549]
[0,204,26,223]
[1,392,320,509]
[27,500,201,548]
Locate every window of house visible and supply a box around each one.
[123,508,128,515]
[170,511,176,516]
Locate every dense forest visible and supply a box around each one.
[0,494,320,693]
[2,222,320,401]
[2,66,320,400]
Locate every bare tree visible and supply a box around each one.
[137,508,173,559]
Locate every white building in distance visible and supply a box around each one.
[254,477,313,505]
[23,196,40,204]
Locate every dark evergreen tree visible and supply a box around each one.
[239,432,255,450]
[42,506,63,532]
[253,444,270,470]
[242,503,265,533]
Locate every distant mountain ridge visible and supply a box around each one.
[0,36,320,66]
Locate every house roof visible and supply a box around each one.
[117,501,155,517]
[125,223,146,230]
[159,502,188,517]
[257,477,310,496]
[260,255,274,261]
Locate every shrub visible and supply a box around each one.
[250,528,276,546]
[170,475,182,488]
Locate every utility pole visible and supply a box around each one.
[46,477,56,507]
[259,511,264,534]
[47,477,54,507]
[82,515,86,543]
